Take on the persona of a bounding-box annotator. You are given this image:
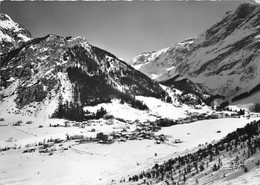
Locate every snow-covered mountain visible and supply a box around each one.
[130,38,194,81]
[131,3,260,105]
[0,24,167,119]
[0,13,32,55]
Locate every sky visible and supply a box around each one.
[1,1,243,62]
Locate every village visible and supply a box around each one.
[1,113,260,185]
[1,109,259,157]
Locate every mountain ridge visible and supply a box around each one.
[0,31,167,119]
[130,3,260,107]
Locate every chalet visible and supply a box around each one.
[84,112,95,119]
[175,119,183,124]
[111,131,121,139]
[43,142,54,148]
[182,118,191,124]
[64,121,72,127]
[152,126,161,132]
[23,148,36,153]
[211,113,220,119]
[80,124,85,128]
[129,134,138,140]
[97,132,114,143]
[155,139,161,144]
[231,113,239,118]
[211,112,228,119]
[248,113,259,118]
[121,132,133,139]
[119,138,126,142]
[174,139,182,143]
[191,117,198,122]
[82,121,91,126]
[73,122,81,127]
[103,114,114,120]
[69,135,84,140]
[96,132,109,141]
[106,119,114,125]
[13,120,22,126]
[138,133,146,139]
[25,121,33,124]
[53,138,63,144]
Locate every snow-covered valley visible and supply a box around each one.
[2,2,260,185]
[1,116,259,185]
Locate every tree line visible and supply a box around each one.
[126,119,260,184]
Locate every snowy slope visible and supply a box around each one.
[131,3,260,104]
[82,96,211,123]
[0,117,258,185]
[130,38,194,81]
[0,13,31,55]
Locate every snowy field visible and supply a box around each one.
[0,114,136,148]
[0,117,259,185]
[83,97,212,123]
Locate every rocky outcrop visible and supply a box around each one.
[16,84,47,107]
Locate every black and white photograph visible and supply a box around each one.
[1,0,260,184]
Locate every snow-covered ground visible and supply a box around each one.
[83,97,212,123]
[157,118,257,150]
[0,113,136,149]
[219,167,260,185]
[0,117,258,185]
[83,99,156,122]
[136,96,211,120]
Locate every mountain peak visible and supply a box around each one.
[0,13,11,21]
[0,13,32,55]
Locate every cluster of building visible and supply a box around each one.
[94,121,171,144]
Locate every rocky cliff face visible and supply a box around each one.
[131,3,260,102]
[0,13,32,55]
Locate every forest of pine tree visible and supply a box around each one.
[53,100,84,122]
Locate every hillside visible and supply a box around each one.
[122,119,260,185]
[0,12,172,120]
[130,3,260,106]
[0,33,168,119]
